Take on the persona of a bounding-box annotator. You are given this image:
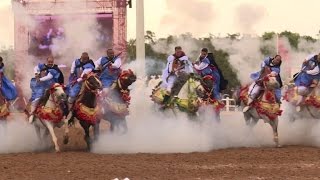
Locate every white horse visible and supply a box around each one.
[234,73,282,147]
[32,83,68,152]
[150,74,223,121]
[284,84,320,121]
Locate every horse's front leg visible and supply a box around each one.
[269,118,280,148]
[93,120,100,142]
[43,121,60,152]
[79,120,92,151]
[63,117,69,145]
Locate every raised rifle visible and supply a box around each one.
[166,58,186,83]
[98,52,123,75]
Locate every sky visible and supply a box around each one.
[0,0,320,47]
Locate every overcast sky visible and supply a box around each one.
[1,0,320,47]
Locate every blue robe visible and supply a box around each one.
[99,57,121,88]
[29,63,60,102]
[67,59,95,98]
[250,57,282,101]
[294,56,320,87]
[0,66,17,101]
[196,58,221,99]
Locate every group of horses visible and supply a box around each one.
[15,69,136,152]
[150,66,320,148]
[0,65,318,152]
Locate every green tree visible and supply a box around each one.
[227,33,240,40]
[302,35,316,42]
[0,46,15,80]
[145,30,156,44]
[262,32,276,41]
[279,31,300,49]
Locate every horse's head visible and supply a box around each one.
[119,69,137,89]
[84,72,102,92]
[201,75,215,91]
[176,73,204,99]
[263,72,280,90]
[50,83,67,102]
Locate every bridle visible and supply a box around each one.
[48,83,66,107]
[84,73,102,94]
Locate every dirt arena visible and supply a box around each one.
[1,126,320,179]
[1,113,320,180]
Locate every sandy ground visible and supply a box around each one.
[1,145,320,180]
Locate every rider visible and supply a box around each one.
[28,56,63,123]
[161,46,193,105]
[0,56,17,101]
[95,48,122,89]
[66,52,95,117]
[193,48,221,99]
[294,53,320,111]
[243,55,282,112]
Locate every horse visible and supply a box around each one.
[283,83,320,121]
[233,70,282,147]
[151,73,222,120]
[31,83,68,152]
[0,72,14,127]
[67,72,102,151]
[198,75,225,121]
[0,91,10,127]
[95,69,137,136]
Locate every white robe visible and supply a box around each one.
[161,55,193,92]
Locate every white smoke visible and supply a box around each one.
[11,1,110,100]
[211,35,266,85]
[91,60,273,154]
[0,118,44,154]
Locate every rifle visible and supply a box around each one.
[166,58,186,83]
[289,65,307,83]
[98,52,123,74]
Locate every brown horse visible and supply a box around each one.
[95,69,137,136]
[66,73,102,150]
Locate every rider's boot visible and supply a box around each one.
[160,94,171,110]
[243,97,254,113]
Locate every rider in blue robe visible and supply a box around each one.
[66,52,95,119]
[193,48,221,99]
[243,55,282,112]
[95,49,122,88]
[294,53,320,110]
[29,56,63,123]
[0,56,17,101]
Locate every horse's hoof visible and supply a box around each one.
[296,106,301,112]
[55,149,61,153]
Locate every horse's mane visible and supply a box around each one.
[38,89,51,107]
[171,73,190,96]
